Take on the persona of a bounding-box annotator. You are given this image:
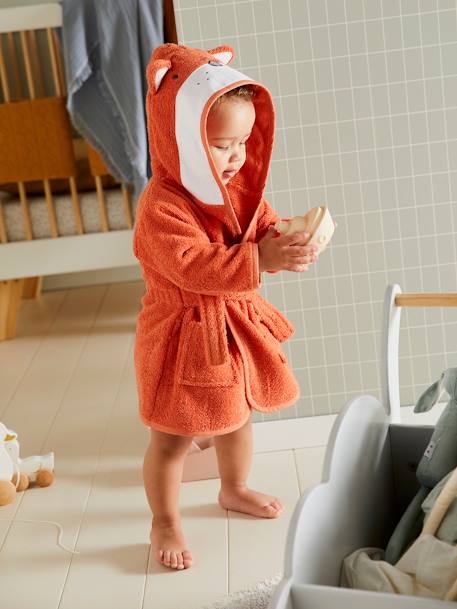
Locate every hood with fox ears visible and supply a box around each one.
[145,43,275,234]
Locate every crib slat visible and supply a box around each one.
[395,293,457,307]
[0,279,24,340]
[0,201,7,243]
[51,29,66,97]
[121,184,133,229]
[22,276,43,299]
[68,177,84,235]
[95,176,109,232]
[17,182,33,240]
[29,30,44,98]
[0,34,12,245]
[43,179,59,238]
[46,27,61,97]
[0,34,11,102]
[6,32,22,99]
[19,30,35,99]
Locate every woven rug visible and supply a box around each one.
[201,573,283,609]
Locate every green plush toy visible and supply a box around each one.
[384,367,457,564]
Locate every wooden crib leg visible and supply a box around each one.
[22,276,43,299]
[0,279,24,340]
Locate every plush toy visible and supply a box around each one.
[274,205,335,254]
[384,367,457,563]
[4,428,54,489]
[422,468,457,544]
[0,423,18,506]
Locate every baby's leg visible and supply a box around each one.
[144,427,194,570]
[214,416,284,518]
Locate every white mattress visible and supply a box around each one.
[0,186,136,242]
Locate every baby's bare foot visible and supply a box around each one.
[218,486,284,518]
[150,518,193,570]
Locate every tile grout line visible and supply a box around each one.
[292,448,303,496]
[0,288,92,556]
[55,293,136,609]
[141,546,153,609]
[0,289,69,421]
[38,285,111,457]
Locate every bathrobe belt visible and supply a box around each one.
[151,287,294,368]
[180,290,256,367]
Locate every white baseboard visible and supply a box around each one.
[253,403,443,453]
[253,414,336,453]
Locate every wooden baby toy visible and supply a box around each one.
[5,428,55,489]
[275,205,335,254]
[0,423,17,506]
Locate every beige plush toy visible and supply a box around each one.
[5,429,55,490]
[274,205,335,254]
[0,423,55,507]
[0,423,17,506]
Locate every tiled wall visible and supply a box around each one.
[173,0,457,420]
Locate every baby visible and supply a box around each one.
[134,44,318,572]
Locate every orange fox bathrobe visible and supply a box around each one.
[133,43,300,436]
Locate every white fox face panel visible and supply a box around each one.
[175,61,253,205]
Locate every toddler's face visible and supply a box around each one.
[206,98,256,185]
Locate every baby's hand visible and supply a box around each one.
[258,226,318,273]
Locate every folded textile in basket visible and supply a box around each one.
[60,0,164,202]
[341,466,457,601]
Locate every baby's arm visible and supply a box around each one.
[256,198,317,273]
[256,198,280,241]
[256,199,294,274]
[256,198,281,274]
[134,202,260,295]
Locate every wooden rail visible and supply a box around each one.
[395,293,457,307]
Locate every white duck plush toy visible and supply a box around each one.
[0,423,18,506]
[4,427,54,490]
[0,423,55,506]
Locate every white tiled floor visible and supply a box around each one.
[0,282,326,609]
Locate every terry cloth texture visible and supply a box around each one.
[133,43,300,436]
[60,0,164,202]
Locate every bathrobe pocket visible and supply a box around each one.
[250,295,295,344]
[177,319,239,387]
[254,318,288,364]
[247,301,288,364]
[258,320,288,364]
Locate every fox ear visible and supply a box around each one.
[147,59,172,93]
[207,46,234,65]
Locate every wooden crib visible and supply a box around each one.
[0,1,177,341]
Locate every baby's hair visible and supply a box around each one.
[215,84,256,106]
